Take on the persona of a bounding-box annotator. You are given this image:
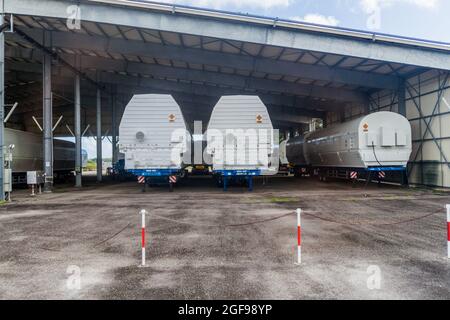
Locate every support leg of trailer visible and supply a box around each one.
[169,182,174,192]
[248,176,253,192]
[401,170,409,187]
[223,176,227,192]
[365,171,372,188]
[142,178,146,193]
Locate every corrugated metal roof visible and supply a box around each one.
[94,0,450,51]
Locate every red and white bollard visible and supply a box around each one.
[446,204,450,259]
[296,208,302,265]
[140,209,147,267]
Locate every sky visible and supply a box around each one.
[76,0,450,159]
[153,0,450,43]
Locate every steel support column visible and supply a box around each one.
[398,81,406,117]
[0,32,5,201]
[96,88,102,182]
[74,58,82,187]
[43,31,53,192]
[111,87,117,165]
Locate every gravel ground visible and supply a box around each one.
[0,176,449,300]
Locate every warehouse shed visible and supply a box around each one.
[1,0,450,199]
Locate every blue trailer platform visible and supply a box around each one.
[127,168,183,192]
[213,170,261,191]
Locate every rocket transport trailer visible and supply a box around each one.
[118,94,190,192]
[281,111,412,184]
[206,95,278,191]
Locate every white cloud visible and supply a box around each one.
[360,0,440,13]
[155,0,292,10]
[291,14,340,26]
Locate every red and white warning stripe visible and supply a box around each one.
[446,204,450,259]
[378,171,386,179]
[169,175,177,184]
[138,176,145,184]
[350,171,358,180]
[296,208,302,265]
[140,209,147,266]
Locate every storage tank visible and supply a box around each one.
[284,135,308,167]
[286,111,412,169]
[118,94,190,186]
[206,96,278,176]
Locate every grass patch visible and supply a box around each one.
[269,197,299,203]
[0,200,7,205]
[241,196,299,204]
[339,195,419,201]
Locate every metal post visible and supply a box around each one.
[296,208,302,265]
[43,32,53,192]
[446,204,450,259]
[74,58,82,187]
[140,209,147,267]
[96,88,102,182]
[0,31,4,201]
[111,88,117,166]
[398,81,406,117]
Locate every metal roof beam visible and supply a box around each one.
[5,0,450,70]
[9,81,326,119]
[14,86,317,125]
[6,29,400,90]
[5,46,369,104]
[5,66,346,112]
